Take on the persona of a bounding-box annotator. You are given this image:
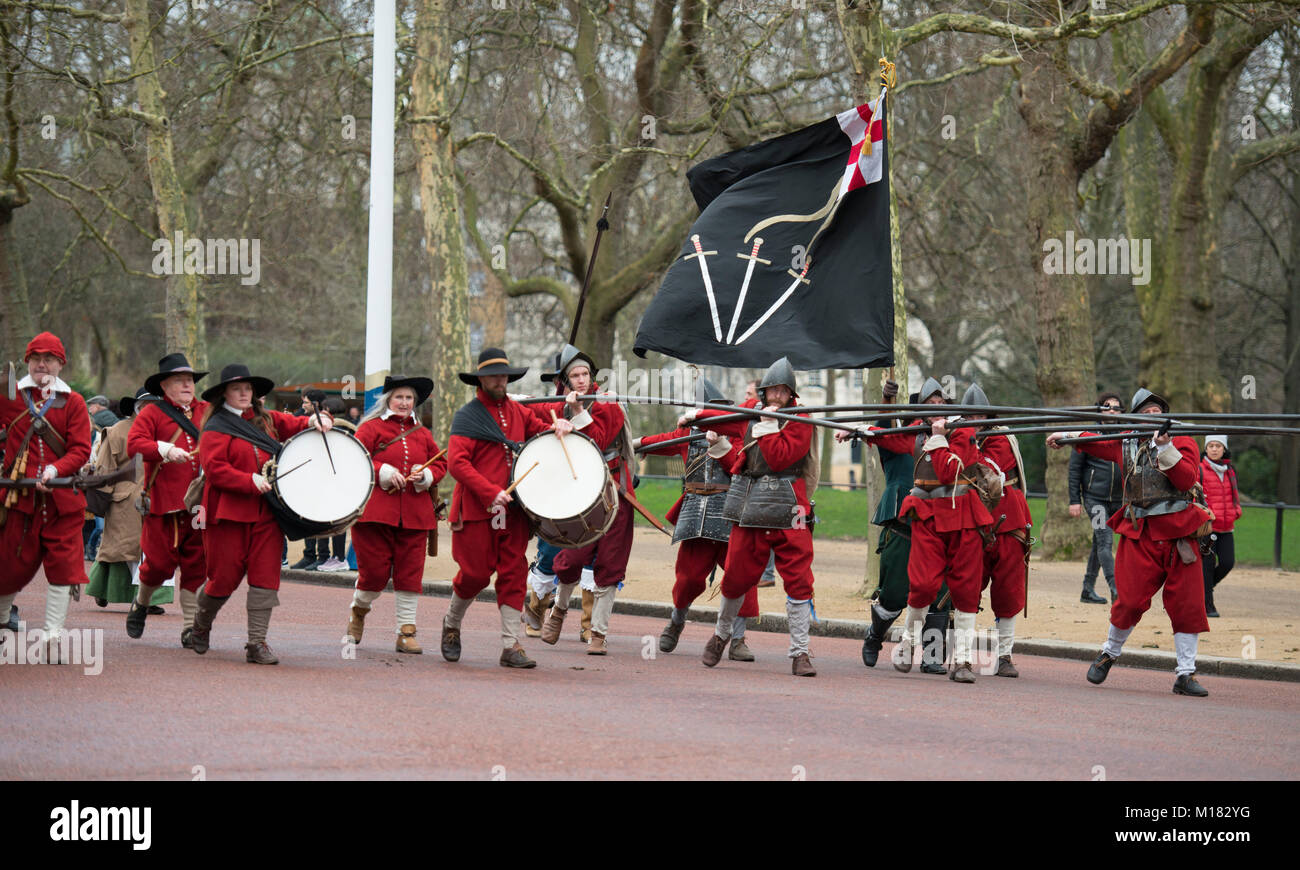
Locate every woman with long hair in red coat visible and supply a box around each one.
[345,375,447,652]
[1199,435,1242,618]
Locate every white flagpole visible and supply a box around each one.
[363,0,396,410]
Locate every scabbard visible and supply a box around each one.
[617,482,671,536]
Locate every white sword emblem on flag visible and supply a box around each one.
[684,234,723,342]
[727,237,771,344]
[735,256,811,346]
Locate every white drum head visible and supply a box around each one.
[276,429,373,523]
[514,432,607,519]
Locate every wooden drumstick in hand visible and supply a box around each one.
[549,409,577,480]
[408,447,448,480]
[503,461,540,496]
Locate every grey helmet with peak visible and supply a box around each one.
[961,382,988,408]
[917,376,946,404]
[543,344,597,387]
[757,356,798,401]
[1130,387,1169,415]
[694,375,728,405]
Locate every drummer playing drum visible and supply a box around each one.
[191,363,332,664]
[345,375,447,654]
[441,349,573,669]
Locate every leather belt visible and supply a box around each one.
[683,482,729,495]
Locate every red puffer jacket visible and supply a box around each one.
[1200,457,1242,533]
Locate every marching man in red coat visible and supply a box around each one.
[347,375,447,653]
[534,344,637,655]
[125,353,211,647]
[685,357,820,677]
[1049,387,1214,696]
[191,364,330,664]
[890,377,993,683]
[634,376,760,661]
[964,383,1032,678]
[0,332,92,662]
[442,349,571,668]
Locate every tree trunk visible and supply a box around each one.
[123,0,206,367]
[820,368,836,484]
[413,0,470,449]
[1281,54,1300,504]
[1017,48,1096,560]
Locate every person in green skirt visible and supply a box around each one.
[87,388,172,611]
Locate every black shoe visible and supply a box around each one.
[6,606,17,632]
[659,619,686,653]
[180,628,194,649]
[919,609,948,674]
[289,556,316,570]
[125,601,149,639]
[1206,605,1220,618]
[1087,651,1117,684]
[1205,591,1219,617]
[302,558,324,572]
[1173,673,1208,697]
[440,623,462,662]
[861,606,897,669]
[1081,590,1108,604]
[147,605,165,615]
[95,597,108,608]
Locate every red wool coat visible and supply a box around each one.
[0,385,92,517]
[977,432,1032,532]
[127,397,210,514]
[1075,434,1209,541]
[355,413,447,529]
[198,409,311,524]
[694,404,814,513]
[448,389,551,524]
[897,426,994,531]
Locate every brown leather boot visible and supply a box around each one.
[500,643,537,669]
[189,591,230,655]
[396,624,422,654]
[659,619,686,653]
[440,620,461,662]
[523,591,553,637]
[244,642,279,665]
[791,653,817,676]
[346,605,368,645]
[728,637,755,662]
[587,631,607,655]
[950,662,976,683]
[702,634,728,668]
[996,655,1019,678]
[540,605,567,645]
[580,589,594,643]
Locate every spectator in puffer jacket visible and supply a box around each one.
[1068,392,1124,603]
[1199,435,1242,618]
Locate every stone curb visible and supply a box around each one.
[281,568,1300,683]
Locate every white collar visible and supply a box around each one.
[223,402,246,415]
[17,374,71,395]
[381,408,414,422]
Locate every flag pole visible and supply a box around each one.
[363,0,396,410]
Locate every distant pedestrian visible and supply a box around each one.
[1199,435,1242,618]
[1068,392,1124,603]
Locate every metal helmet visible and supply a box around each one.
[539,349,564,383]
[918,376,946,404]
[758,357,798,400]
[1130,387,1169,415]
[694,375,728,405]
[553,343,597,386]
[961,382,989,407]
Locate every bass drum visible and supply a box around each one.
[266,428,374,541]
[512,430,617,549]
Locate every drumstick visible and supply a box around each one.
[271,457,313,481]
[408,447,447,478]
[314,407,336,474]
[502,461,539,496]
[549,409,578,480]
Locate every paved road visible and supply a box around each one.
[3,580,1297,780]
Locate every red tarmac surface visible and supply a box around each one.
[3,579,1298,780]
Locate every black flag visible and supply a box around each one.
[634,96,893,370]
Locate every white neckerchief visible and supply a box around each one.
[17,374,71,395]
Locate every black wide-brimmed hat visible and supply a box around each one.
[119,386,155,418]
[144,353,208,396]
[201,363,275,403]
[383,374,434,406]
[458,348,528,385]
